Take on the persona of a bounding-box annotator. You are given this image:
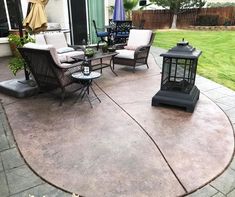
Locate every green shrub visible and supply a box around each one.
[8,57,26,76]
[196,15,219,26]
[207,2,235,7]
[224,19,234,26]
[8,34,35,47]
[8,34,35,75]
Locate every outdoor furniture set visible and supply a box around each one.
[18,29,155,106]
[94,19,135,48]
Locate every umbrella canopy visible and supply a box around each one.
[113,0,125,21]
[23,0,49,33]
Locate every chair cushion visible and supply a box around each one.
[57,54,68,63]
[34,34,47,45]
[116,32,129,37]
[44,32,68,49]
[115,49,135,59]
[58,50,84,63]
[24,42,51,50]
[124,45,137,50]
[23,43,62,67]
[60,62,82,69]
[57,47,75,54]
[97,32,109,37]
[127,29,152,49]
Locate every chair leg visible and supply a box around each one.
[133,66,136,73]
[60,88,65,106]
[146,63,149,69]
[97,40,101,50]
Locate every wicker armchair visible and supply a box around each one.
[113,29,156,72]
[18,44,82,105]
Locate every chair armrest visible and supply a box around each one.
[134,45,151,58]
[56,61,83,69]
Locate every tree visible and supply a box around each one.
[207,2,235,8]
[123,0,139,20]
[149,0,206,28]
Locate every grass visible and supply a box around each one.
[153,30,235,91]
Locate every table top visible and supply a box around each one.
[72,51,118,62]
[71,71,101,80]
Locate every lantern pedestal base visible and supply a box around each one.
[152,85,200,112]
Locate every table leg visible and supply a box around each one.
[110,58,118,76]
[100,58,103,74]
[74,85,87,104]
[76,80,101,108]
[90,85,101,103]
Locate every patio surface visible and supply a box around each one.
[0,47,235,197]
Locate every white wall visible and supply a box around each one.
[21,0,28,18]
[45,0,69,29]
[0,38,12,57]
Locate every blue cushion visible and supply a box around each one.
[116,32,129,37]
[97,32,109,37]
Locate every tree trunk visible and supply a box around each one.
[171,14,177,29]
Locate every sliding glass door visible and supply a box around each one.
[87,0,105,44]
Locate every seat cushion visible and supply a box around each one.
[127,29,152,49]
[58,50,84,63]
[23,43,62,67]
[44,32,68,50]
[115,49,135,59]
[116,32,129,37]
[57,47,75,54]
[61,62,82,69]
[97,32,109,37]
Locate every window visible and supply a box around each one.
[0,0,23,37]
[0,0,8,37]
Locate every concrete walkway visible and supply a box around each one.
[0,47,235,197]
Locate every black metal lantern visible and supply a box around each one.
[82,60,91,76]
[152,39,202,112]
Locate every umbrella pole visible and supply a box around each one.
[15,0,30,81]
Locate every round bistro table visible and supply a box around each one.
[71,71,101,108]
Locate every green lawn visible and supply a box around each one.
[153,30,235,91]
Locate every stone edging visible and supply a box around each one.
[187,25,235,30]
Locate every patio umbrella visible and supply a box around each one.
[113,0,125,21]
[23,0,49,33]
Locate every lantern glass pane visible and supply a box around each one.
[162,57,170,85]
[161,57,197,93]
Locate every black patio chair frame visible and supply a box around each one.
[113,20,132,44]
[93,20,109,50]
[18,47,82,105]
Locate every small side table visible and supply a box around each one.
[71,72,101,108]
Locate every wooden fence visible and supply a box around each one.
[132,6,235,29]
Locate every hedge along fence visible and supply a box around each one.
[132,6,235,29]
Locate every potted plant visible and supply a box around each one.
[84,47,95,57]
[8,33,35,76]
[102,43,108,53]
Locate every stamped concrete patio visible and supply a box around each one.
[0,47,235,197]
